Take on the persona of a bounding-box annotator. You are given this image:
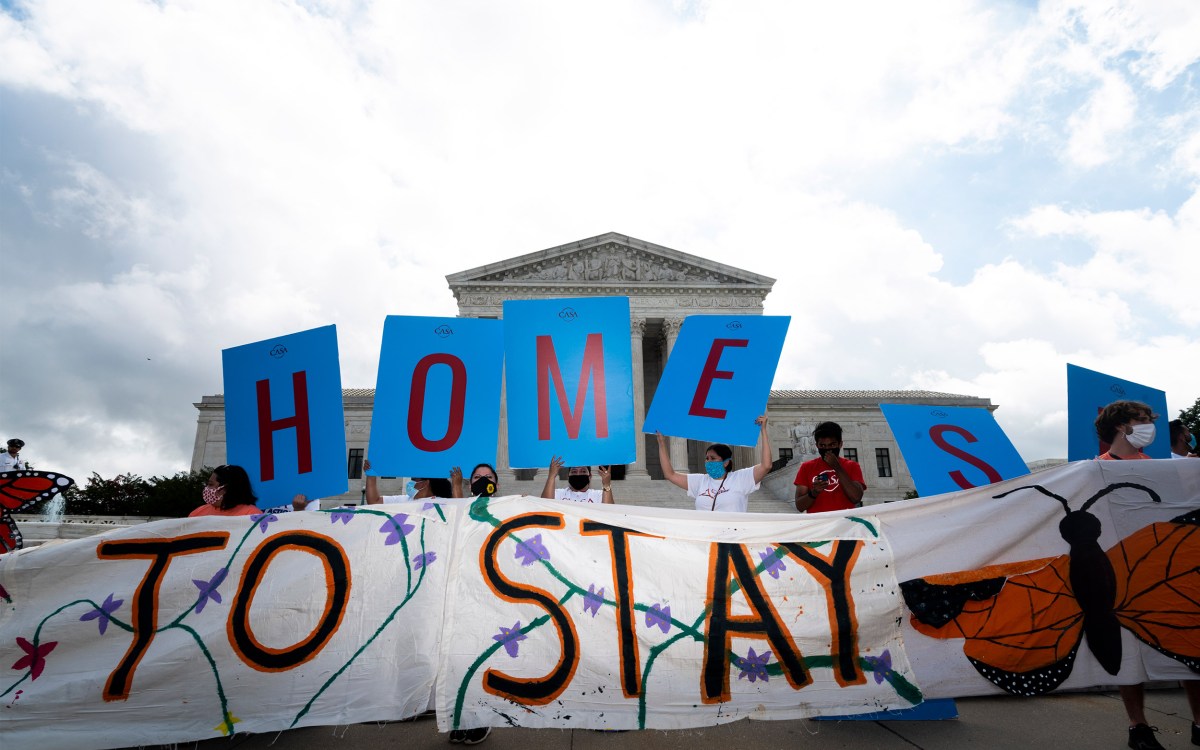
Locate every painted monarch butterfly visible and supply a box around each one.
[900,482,1200,696]
[0,470,77,553]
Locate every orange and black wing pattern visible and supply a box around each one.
[0,470,77,553]
[1111,509,1200,671]
[902,502,1200,696]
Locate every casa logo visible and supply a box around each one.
[726,320,743,330]
[269,345,288,359]
[1110,384,1126,396]
[434,325,453,338]
[930,410,947,417]
[559,307,578,321]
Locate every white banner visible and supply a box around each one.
[0,460,1196,748]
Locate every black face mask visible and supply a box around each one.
[471,476,497,497]
[818,447,841,458]
[567,475,590,490]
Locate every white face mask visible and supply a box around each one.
[1127,423,1156,449]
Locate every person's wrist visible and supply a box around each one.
[808,488,818,498]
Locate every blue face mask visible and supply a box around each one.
[1189,434,1197,450]
[704,460,727,479]
[405,480,417,497]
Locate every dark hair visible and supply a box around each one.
[706,443,733,471]
[1095,401,1153,443]
[213,464,257,510]
[1170,419,1187,444]
[813,422,843,442]
[470,463,499,491]
[428,478,453,498]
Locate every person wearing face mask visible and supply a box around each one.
[362,458,451,503]
[1095,400,1159,461]
[188,464,261,517]
[539,456,614,504]
[656,415,771,512]
[793,421,866,514]
[1094,401,1200,750]
[1169,419,1197,459]
[450,463,500,499]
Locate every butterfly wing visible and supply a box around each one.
[0,471,76,554]
[0,471,75,513]
[1111,509,1200,672]
[901,555,1086,695]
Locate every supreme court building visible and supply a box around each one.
[192,233,997,510]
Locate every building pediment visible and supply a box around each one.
[446,233,774,289]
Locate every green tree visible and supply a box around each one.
[1178,397,1200,435]
[64,468,211,517]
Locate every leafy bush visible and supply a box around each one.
[62,468,211,518]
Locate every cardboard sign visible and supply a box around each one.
[644,315,790,446]
[368,316,504,478]
[502,297,635,468]
[1066,364,1170,460]
[222,325,347,506]
[880,404,1029,496]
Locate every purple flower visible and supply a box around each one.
[329,509,355,525]
[413,551,437,570]
[758,547,786,579]
[493,621,527,658]
[735,646,772,683]
[514,534,549,566]
[583,584,604,617]
[379,513,415,545]
[250,513,277,533]
[192,568,228,614]
[645,603,671,634]
[866,649,894,684]
[79,593,123,635]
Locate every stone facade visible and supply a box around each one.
[191,233,997,509]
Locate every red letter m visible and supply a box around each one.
[536,334,608,440]
[256,371,313,482]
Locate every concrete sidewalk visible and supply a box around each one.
[159,689,1196,750]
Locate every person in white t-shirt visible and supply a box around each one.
[540,456,614,504]
[2,438,27,472]
[656,415,772,513]
[363,458,449,503]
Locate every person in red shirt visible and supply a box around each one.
[1094,400,1200,750]
[793,421,866,513]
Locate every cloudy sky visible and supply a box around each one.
[2,0,1197,483]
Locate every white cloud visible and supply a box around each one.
[1,0,1198,481]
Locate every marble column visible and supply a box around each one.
[662,317,691,473]
[626,317,650,477]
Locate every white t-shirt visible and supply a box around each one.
[686,467,759,513]
[554,487,605,504]
[0,453,25,472]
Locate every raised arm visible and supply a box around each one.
[598,465,615,504]
[656,432,689,490]
[363,458,382,505]
[449,466,464,498]
[540,456,564,499]
[752,415,772,483]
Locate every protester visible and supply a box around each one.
[451,463,499,501]
[540,457,613,504]
[362,458,452,503]
[793,421,866,513]
[2,438,27,472]
[1169,419,1197,458]
[656,415,771,512]
[188,464,262,517]
[1095,401,1200,749]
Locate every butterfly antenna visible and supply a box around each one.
[993,484,1071,514]
[1079,482,1161,512]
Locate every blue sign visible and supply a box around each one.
[368,316,504,478]
[1067,364,1169,460]
[880,404,1029,496]
[644,315,790,447]
[503,297,635,468]
[222,325,347,508]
